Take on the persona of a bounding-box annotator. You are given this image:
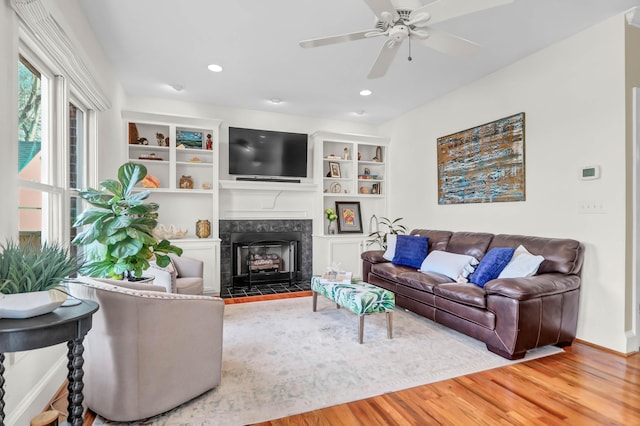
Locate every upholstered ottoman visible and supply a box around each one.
[311,276,395,344]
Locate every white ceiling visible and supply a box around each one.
[79,0,640,124]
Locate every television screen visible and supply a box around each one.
[229,127,308,178]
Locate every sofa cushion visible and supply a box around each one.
[383,233,397,261]
[395,270,453,293]
[392,235,429,268]
[469,247,515,287]
[433,283,487,308]
[370,262,416,282]
[498,245,544,278]
[446,232,494,261]
[410,229,453,253]
[419,250,479,280]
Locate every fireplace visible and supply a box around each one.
[220,220,312,293]
[230,231,301,290]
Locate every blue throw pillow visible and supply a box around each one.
[470,247,515,287]
[392,235,429,269]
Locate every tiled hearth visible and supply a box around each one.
[219,219,312,298]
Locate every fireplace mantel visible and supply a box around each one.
[219,180,317,192]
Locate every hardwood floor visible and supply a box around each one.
[79,291,640,425]
[253,342,640,426]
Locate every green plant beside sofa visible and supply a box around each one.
[72,162,182,280]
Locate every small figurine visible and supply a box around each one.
[156,132,165,146]
[343,147,349,160]
[206,134,213,150]
[137,137,148,145]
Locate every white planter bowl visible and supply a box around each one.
[0,288,67,319]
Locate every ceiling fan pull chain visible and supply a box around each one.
[408,37,413,62]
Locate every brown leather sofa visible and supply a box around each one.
[361,229,584,359]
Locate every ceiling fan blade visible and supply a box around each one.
[417,28,479,57]
[362,0,398,23]
[368,39,402,79]
[299,30,381,48]
[410,0,513,26]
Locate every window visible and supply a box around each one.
[17,55,90,249]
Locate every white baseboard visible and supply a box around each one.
[6,353,67,426]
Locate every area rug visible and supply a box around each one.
[94,296,563,426]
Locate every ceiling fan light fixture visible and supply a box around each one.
[359,89,372,96]
[207,64,223,73]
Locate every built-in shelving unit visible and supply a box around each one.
[123,111,222,294]
[311,131,390,277]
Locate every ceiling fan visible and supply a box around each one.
[299,0,513,79]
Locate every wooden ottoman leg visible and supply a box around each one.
[358,315,365,344]
[312,291,318,312]
[386,311,393,339]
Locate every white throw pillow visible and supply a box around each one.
[419,250,479,280]
[383,234,397,261]
[497,245,544,279]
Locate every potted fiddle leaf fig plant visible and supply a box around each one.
[0,240,78,318]
[72,162,182,280]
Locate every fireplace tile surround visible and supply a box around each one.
[219,219,313,297]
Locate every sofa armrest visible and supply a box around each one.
[484,273,581,301]
[361,250,387,264]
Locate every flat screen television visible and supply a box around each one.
[228,127,308,180]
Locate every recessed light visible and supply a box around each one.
[270,98,282,104]
[207,64,223,72]
[169,83,184,92]
[359,89,372,96]
[354,110,366,116]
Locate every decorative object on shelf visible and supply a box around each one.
[330,182,342,193]
[343,147,349,160]
[156,132,165,146]
[366,217,407,249]
[359,186,369,194]
[371,183,380,194]
[325,208,338,234]
[196,219,211,238]
[188,156,202,162]
[128,123,139,145]
[438,112,525,205]
[179,175,194,189]
[329,161,341,178]
[335,201,363,234]
[326,154,341,160]
[202,182,212,190]
[374,146,383,162]
[368,214,379,234]
[72,162,183,280]
[0,240,78,319]
[177,130,203,149]
[138,153,163,161]
[137,137,149,145]
[364,168,370,175]
[206,133,213,150]
[358,152,361,161]
[165,137,170,146]
[141,173,160,188]
[153,224,188,240]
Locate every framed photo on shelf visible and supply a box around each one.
[335,201,363,234]
[329,162,341,178]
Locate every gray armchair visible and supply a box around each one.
[145,254,205,295]
[68,276,224,422]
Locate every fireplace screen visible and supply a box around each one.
[230,232,301,290]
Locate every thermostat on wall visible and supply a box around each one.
[580,165,600,180]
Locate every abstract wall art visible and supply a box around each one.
[437,112,525,205]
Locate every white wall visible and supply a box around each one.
[0,0,126,423]
[381,14,631,353]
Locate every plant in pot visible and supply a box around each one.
[366,217,407,250]
[72,162,182,281]
[0,240,78,318]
